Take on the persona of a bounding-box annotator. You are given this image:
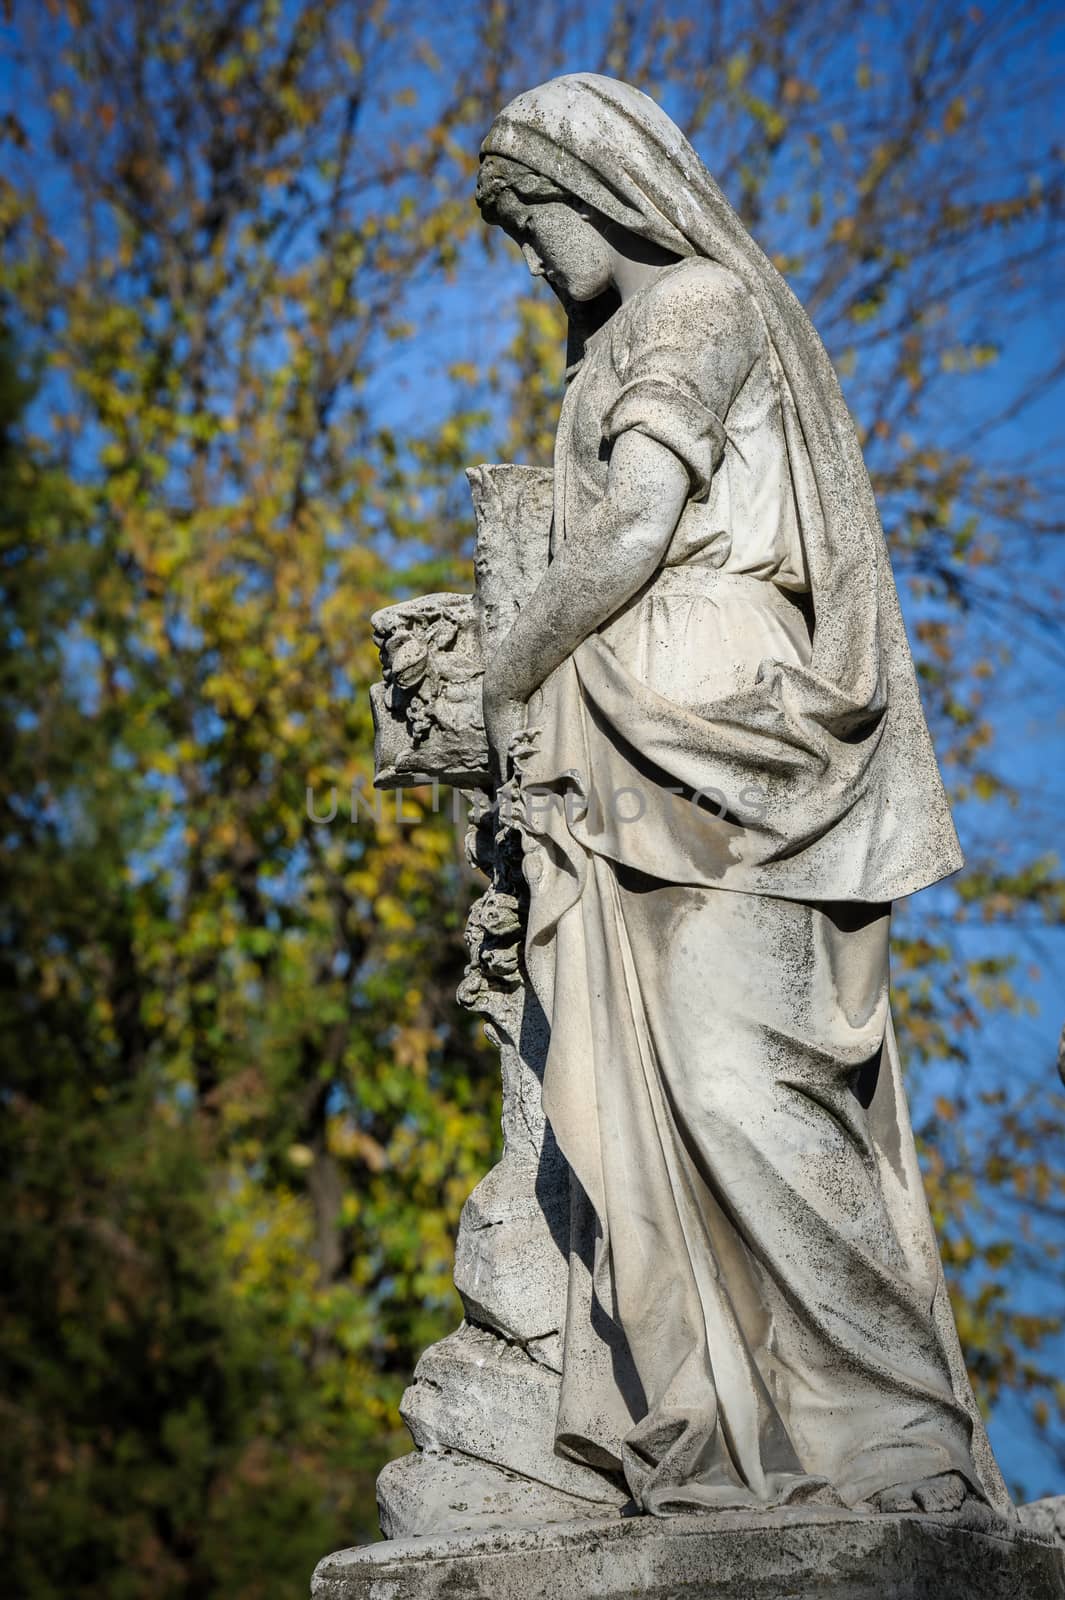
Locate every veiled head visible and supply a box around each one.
[476,153,615,303]
[477,75,705,263]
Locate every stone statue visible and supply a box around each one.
[313,74,1065,1600]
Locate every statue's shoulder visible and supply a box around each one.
[630,258,759,356]
[649,256,747,305]
[633,257,751,329]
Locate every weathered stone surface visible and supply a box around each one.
[467,463,554,657]
[365,460,574,1537]
[453,1153,568,1352]
[377,1449,618,1539]
[369,464,552,792]
[400,1323,625,1507]
[313,1507,1065,1600]
[370,592,487,789]
[1021,1495,1065,1549]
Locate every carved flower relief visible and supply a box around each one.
[387,629,430,690]
[456,887,523,1011]
[463,802,497,877]
[455,966,490,1011]
[374,609,484,747]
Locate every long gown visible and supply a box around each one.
[514,254,1006,1513]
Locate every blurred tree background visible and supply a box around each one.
[0,1,1062,1595]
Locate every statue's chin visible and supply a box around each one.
[564,279,609,303]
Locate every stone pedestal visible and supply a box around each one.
[368,464,624,1538]
[312,1506,1065,1600]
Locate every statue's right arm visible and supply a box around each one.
[482,427,690,712]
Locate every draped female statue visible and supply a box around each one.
[474,73,1010,1521]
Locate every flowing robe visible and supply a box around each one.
[513,255,1007,1513]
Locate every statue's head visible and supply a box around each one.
[476,153,615,305]
[475,76,702,331]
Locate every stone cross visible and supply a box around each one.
[369,463,626,1535]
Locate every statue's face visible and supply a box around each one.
[501,197,613,303]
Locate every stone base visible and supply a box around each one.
[1023,1496,1065,1546]
[399,1325,625,1508]
[377,1449,623,1540]
[312,1506,1065,1600]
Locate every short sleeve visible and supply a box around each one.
[602,263,760,500]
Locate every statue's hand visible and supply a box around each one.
[482,669,527,788]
